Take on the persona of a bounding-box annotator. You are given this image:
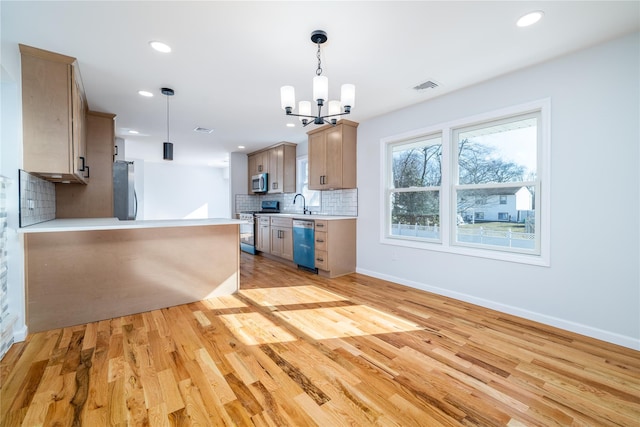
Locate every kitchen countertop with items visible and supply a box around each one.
[19,217,244,233]
[254,213,356,221]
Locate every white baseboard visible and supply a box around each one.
[13,323,28,342]
[356,267,640,351]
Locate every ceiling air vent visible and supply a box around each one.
[413,80,439,91]
[193,127,214,134]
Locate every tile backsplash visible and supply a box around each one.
[19,170,56,227]
[235,188,358,217]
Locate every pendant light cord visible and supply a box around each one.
[166,94,170,142]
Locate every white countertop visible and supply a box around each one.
[254,213,357,221]
[19,217,244,233]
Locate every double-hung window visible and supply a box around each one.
[382,100,549,265]
[386,134,442,241]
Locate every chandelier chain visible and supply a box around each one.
[316,42,322,76]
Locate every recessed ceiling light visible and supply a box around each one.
[149,41,171,53]
[138,90,153,97]
[286,123,295,128]
[193,127,214,134]
[238,145,245,149]
[517,11,544,27]
[128,130,139,134]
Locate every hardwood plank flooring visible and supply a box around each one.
[2,252,639,426]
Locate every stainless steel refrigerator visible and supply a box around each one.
[113,160,137,220]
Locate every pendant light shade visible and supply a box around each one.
[161,87,175,161]
[163,142,173,161]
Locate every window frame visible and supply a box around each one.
[296,155,321,211]
[380,99,550,266]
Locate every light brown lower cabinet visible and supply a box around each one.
[24,224,240,333]
[270,217,293,260]
[256,216,270,252]
[314,219,356,278]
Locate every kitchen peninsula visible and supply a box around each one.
[21,218,242,332]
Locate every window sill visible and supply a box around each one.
[381,236,550,267]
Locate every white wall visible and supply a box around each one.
[229,152,248,216]
[140,162,230,220]
[0,48,28,344]
[356,33,640,349]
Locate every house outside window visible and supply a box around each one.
[381,99,550,266]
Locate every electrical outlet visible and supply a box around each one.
[28,199,35,210]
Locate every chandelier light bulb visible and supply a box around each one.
[313,76,329,103]
[328,100,341,117]
[340,84,355,111]
[298,101,311,122]
[280,86,295,111]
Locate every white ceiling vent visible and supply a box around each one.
[413,80,439,91]
[193,126,214,134]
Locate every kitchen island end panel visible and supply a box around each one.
[24,223,239,333]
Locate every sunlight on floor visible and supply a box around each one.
[273,305,423,340]
[218,312,298,345]
[239,285,349,307]
[213,285,424,344]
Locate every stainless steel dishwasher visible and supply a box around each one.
[293,219,316,272]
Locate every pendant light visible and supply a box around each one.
[280,30,355,127]
[161,87,174,160]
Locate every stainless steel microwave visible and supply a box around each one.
[252,173,268,192]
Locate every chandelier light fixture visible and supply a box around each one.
[280,30,355,127]
[161,87,174,161]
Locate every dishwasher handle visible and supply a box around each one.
[293,220,314,229]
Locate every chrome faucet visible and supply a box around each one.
[293,193,309,214]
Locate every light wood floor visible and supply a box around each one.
[2,253,639,426]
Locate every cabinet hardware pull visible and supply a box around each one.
[258,165,263,172]
[316,258,324,262]
[84,166,90,179]
[316,239,324,243]
[316,224,324,228]
[78,156,86,172]
[114,146,118,156]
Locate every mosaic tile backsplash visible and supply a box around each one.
[235,188,358,217]
[19,170,56,227]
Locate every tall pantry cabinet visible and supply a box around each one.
[307,120,358,190]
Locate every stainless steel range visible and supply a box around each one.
[239,200,280,254]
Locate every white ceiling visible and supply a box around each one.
[2,1,638,167]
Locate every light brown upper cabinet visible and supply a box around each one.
[20,44,89,184]
[247,142,296,194]
[307,120,358,190]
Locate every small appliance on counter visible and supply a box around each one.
[113,160,137,220]
[239,200,280,254]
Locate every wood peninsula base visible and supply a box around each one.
[24,223,239,333]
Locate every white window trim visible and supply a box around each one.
[379,99,551,267]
